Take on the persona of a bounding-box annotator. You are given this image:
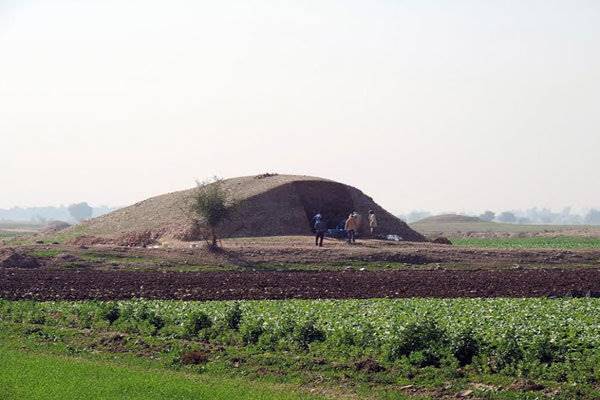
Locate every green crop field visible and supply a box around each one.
[410,221,579,235]
[452,236,600,249]
[2,298,600,399]
[0,346,321,400]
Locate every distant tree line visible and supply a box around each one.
[399,207,600,225]
[0,203,116,224]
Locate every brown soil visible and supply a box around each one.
[432,237,452,245]
[3,237,600,300]
[2,268,600,300]
[0,248,40,269]
[354,358,385,373]
[180,351,210,365]
[12,236,600,270]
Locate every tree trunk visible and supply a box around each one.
[211,228,217,248]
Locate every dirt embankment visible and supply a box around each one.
[2,269,600,300]
[0,248,40,269]
[5,237,600,270]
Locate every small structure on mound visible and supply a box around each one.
[69,174,426,244]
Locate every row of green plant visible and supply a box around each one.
[452,236,600,249]
[2,298,600,385]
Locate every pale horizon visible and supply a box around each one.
[2,1,599,213]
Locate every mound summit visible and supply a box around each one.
[75,174,426,243]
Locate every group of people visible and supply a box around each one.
[312,210,378,247]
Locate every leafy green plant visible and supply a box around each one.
[293,319,325,351]
[241,319,264,345]
[387,318,447,362]
[101,303,120,325]
[451,328,480,366]
[183,311,212,337]
[492,330,523,371]
[224,303,242,330]
[147,311,165,335]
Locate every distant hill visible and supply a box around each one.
[413,214,482,224]
[410,213,594,237]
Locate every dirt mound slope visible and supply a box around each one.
[0,248,40,269]
[432,237,452,245]
[69,175,426,243]
[414,214,482,224]
[3,268,600,300]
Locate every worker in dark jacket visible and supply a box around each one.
[314,217,328,247]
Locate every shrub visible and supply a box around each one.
[451,328,480,366]
[257,331,281,350]
[147,311,165,334]
[183,311,212,337]
[408,350,443,368]
[330,327,356,348]
[532,333,564,364]
[224,303,242,330]
[101,303,120,325]
[493,330,523,371]
[387,318,448,362]
[293,319,326,351]
[241,319,264,345]
[189,178,237,248]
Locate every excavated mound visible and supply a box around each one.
[71,174,426,243]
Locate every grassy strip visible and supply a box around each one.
[0,340,324,400]
[452,236,600,249]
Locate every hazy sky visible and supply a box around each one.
[1,0,599,213]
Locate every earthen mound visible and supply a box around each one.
[42,220,71,233]
[68,174,426,243]
[432,237,452,245]
[0,248,40,268]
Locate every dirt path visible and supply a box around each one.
[2,269,600,300]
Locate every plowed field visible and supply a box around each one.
[2,268,600,300]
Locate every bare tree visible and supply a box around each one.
[189,178,236,249]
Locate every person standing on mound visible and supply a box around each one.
[345,212,359,244]
[310,212,322,233]
[314,216,328,247]
[368,210,378,236]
